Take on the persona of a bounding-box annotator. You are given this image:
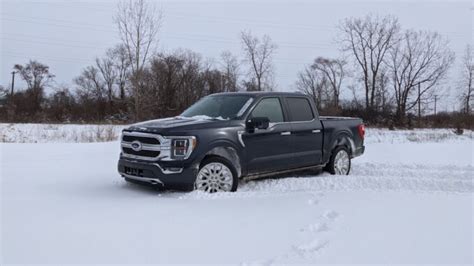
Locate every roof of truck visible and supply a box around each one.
[212,91,305,97]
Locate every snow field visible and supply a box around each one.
[1,126,473,264]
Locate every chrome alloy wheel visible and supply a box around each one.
[334,149,350,175]
[195,162,234,192]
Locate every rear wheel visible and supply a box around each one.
[326,146,351,175]
[195,157,238,192]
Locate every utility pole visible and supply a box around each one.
[417,84,421,126]
[417,84,421,119]
[10,71,16,95]
[434,94,438,115]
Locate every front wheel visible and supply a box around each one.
[195,156,238,193]
[326,146,351,175]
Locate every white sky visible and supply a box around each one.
[1,0,472,112]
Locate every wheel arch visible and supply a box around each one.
[329,130,356,156]
[199,140,243,178]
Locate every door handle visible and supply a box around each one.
[312,129,321,133]
[281,131,291,136]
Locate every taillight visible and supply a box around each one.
[358,124,365,140]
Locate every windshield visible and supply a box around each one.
[181,95,253,120]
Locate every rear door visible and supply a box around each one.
[242,97,293,174]
[284,97,324,168]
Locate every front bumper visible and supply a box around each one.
[117,158,198,190]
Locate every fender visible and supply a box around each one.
[199,139,243,177]
[324,130,355,163]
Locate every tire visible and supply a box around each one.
[326,146,351,175]
[195,156,238,192]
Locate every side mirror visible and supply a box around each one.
[246,117,270,132]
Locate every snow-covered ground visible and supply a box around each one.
[1,125,473,265]
[1,122,472,144]
[0,123,125,143]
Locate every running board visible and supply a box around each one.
[242,164,325,181]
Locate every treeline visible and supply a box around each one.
[0,0,472,129]
[0,50,236,123]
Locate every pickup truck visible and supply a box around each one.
[118,92,365,192]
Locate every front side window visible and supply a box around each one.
[250,98,284,123]
[286,97,314,122]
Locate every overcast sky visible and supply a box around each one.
[1,0,472,112]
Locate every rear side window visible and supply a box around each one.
[250,98,284,123]
[286,97,314,122]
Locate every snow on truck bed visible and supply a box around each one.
[1,124,473,265]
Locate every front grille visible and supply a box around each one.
[121,131,164,161]
[122,135,160,145]
[123,147,160,158]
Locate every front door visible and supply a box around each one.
[242,97,293,175]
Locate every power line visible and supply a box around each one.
[0,7,337,32]
[2,28,335,50]
[1,49,318,68]
[1,17,118,33]
[2,10,469,50]
[2,10,470,38]
[2,51,94,64]
[1,37,112,50]
[2,32,115,47]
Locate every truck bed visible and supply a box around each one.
[319,116,361,121]
[319,116,364,161]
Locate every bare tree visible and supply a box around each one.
[14,60,54,91]
[340,14,400,111]
[220,51,240,92]
[240,30,277,91]
[115,0,162,120]
[145,50,203,117]
[74,66,106,101]
[295,64,329,109]
[14,60,55,112]
[110,45,131,100]
[95,45,131,104]
[459,44,473,113]
[373,70,392,112]
[388,30,455,120]
[312,57,346,108]
[95,56,116,105]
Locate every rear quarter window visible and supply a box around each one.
[286,97,314,122]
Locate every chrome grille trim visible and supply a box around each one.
[121,131,171,161]
[121,141,163,151]
[120,131,195,161]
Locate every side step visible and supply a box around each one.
[242,164,325,181]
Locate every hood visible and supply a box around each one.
[126,116,230,133]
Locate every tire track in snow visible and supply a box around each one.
[237,163,472,194]
[180,162,472,200]
[353,162,473,180]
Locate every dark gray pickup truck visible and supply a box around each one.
[118,92,365,192]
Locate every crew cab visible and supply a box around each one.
[118,92,365,192]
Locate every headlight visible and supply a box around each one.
[170,136,197,160]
